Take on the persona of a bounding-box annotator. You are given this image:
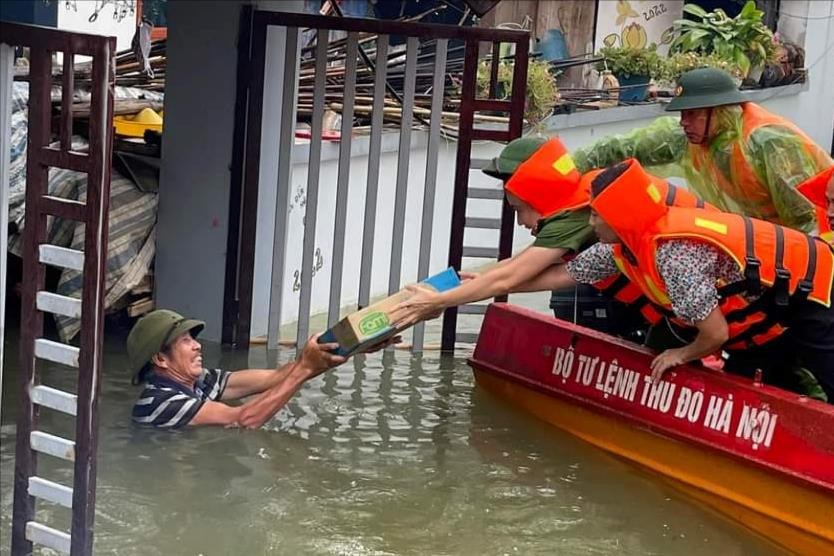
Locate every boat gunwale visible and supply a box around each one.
[468,304,834,496]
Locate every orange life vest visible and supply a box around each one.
[592,173,712,325]
[797,165,834,244]
[592,159,834,350]
[509,141,710,327]
[689,102,832,224]
[505,138,586,217]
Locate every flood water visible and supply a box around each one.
[1,297,783,555]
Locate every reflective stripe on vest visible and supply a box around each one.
[591,179,712,325]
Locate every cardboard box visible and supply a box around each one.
[319,268,460,356]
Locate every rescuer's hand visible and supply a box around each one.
[390,284,443,328]
[650,348,687,384]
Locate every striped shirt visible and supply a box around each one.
[132,369,230,429]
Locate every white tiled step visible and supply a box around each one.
[34,338,80,367]
[462,246,499,258]
[467,187,503,200]
[25,521,70,554]
[30,431,75,461]
[36,291,82,319]
[39,244,84,271]
[465,217,502,229]
[31,385,77,416]
[458,304,488,315]
[28,476,73,508]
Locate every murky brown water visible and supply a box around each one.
[1,297,783,555]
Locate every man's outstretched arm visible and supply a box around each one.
[189,336,345,429]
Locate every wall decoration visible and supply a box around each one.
[595,0,684,55]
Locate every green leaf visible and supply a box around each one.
[733,49,751,76]
[682,4,708,18]
[740,1,757,19]
[687,29,710,45]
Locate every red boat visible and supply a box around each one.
[469,303,834,555]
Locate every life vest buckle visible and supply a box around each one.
[744,257,762,295]
[773,268,791,307]
[795,278,814,304]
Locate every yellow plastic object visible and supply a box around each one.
[113,108,163,137]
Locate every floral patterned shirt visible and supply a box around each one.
[566,240,746,324]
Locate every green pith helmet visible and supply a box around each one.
[665,67,746,112]
[482,136,548,179]
[126,309,205,381]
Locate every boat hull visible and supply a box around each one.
[469,304,834,555]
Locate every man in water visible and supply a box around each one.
[127,309,396,429]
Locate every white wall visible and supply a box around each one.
[250,132,511,338]
[157,0,304,342]
[56,0,137,52]
[767,0,834,150]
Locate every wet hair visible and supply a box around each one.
[591,162,630,198]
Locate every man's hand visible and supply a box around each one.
[298,334,346,378]
[650,347,687,384]
[390,284,443,328]
[458,271,479,282]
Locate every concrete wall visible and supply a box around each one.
[767,0,834,151]
[250,132,509,338]
[156,1,245,341]
[156,0,303,341]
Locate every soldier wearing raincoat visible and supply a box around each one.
[573,68,833,234]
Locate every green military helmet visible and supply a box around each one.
[482,136,548,179]
[126,309,205,381]
[665,67,746,112]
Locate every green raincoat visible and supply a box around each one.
[574,104,833,234]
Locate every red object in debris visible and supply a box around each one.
[295,129,342,141]
[700,354,724,370]
[469,303,834,554]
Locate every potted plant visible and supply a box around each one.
[669,1,776,81]
[476,59,559,124]
[594,45,663,103]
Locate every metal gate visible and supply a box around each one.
[2,22,115,555]
[223,11,528,351]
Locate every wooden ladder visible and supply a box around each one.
[3,23,115,556]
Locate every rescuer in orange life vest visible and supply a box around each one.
[797,166,834,245]
[390,136,710,340]
[511,159,834,402]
